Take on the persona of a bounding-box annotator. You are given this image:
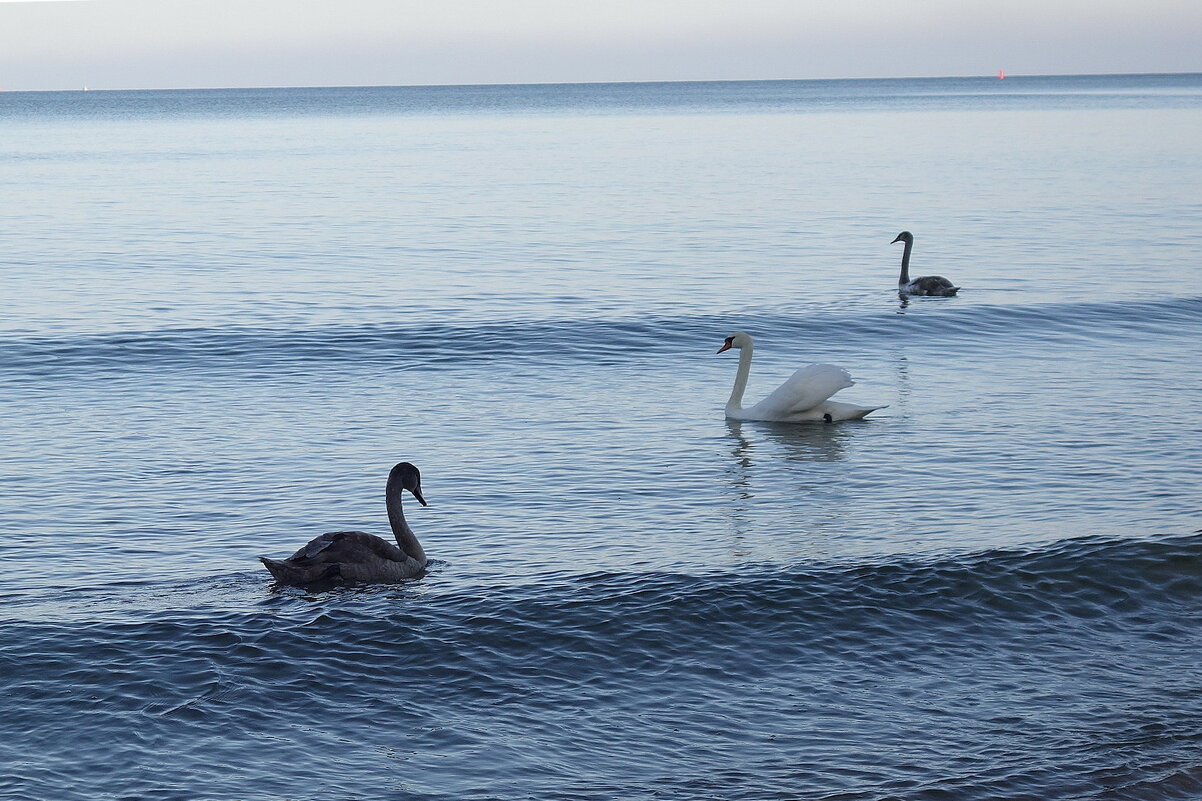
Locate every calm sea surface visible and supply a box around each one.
[3,74,1202,800]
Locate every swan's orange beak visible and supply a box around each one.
[716,342,732,354]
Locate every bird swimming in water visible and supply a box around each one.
[892,231,959,297]
[717,332,883,422]
[259,462,428,586]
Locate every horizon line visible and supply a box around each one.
[2,70,1200,95]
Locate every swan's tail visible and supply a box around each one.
[258,556,340,586]
[822,401,888,421]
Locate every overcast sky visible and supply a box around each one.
[1,0,1200,91]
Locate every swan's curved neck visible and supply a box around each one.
[385,476,426,564]
[726,343,754,415]
[898,238,913,284]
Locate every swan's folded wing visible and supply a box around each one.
[291,531,409,563]
[753,363,854,417]
[289,532,339,559]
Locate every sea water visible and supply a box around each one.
[2,74,1202,800]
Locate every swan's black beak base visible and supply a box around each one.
[411,487,428,506]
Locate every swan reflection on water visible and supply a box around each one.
[896,290,963,312]
[719,420,855,559]
[725,418,851,466]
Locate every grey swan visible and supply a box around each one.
[259,462,428,586]
[891,231,959,297]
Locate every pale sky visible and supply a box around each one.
[1,0,1200,91]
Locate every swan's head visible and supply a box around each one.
[717,332,751,353]
[891,231,913,245]
[390,461,427,506]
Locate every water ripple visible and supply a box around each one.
[4,534,1202,800]
[2,295,1198,381]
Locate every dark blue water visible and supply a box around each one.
[6,534,1202,800]
[2,75,1202,800]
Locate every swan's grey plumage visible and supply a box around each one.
[892,231,959,297]
[259,462,428,586]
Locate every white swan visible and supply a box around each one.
[259,462,428,586]
[717,332,883,422]
[892,231,959,297]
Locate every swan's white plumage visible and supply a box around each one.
[750,364,855,419]
[719,333,882,423]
